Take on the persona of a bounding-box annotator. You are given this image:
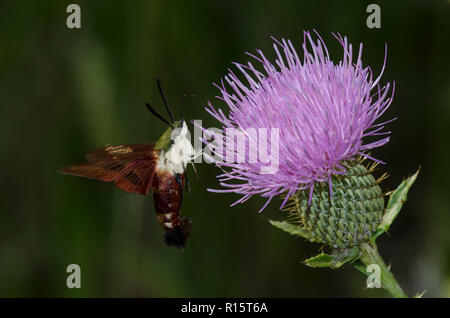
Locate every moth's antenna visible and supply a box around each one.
[145,102,173,128]
[156,78,174,123]
[180,99,184,122]
[180,94,191,122]
[184,93,208,108]
[179,93,203,122]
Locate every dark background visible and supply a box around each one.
[0,0,448,297]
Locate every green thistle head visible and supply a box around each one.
[284,158,388,249]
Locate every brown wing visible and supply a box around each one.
[85,144,155,162]
[60,144,159,195]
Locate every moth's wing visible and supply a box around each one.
[61,144,159,195]
[60,159,127,183]
[85,144,155,162]
[113,157,158,194]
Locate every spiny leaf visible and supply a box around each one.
[331,246,360,268]
[373,168,420,240]
[414,290,427,298]
[268,220,315,241]
[304,247,360,269]
[304,253,334,268]
[353,261,367,275]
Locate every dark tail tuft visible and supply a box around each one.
[163,217,192,249]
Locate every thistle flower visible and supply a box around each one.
[205,31,422,298]
[205,31,395,213]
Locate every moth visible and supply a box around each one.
[60,79,199,249]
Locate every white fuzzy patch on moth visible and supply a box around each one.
[156,121,197,175]
[164,222,174,229]
[164,213,172,220]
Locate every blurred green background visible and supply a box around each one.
[0,0,449,297]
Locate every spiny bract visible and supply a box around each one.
[284,159,387,248]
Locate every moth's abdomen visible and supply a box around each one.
[153,172,184,228]
[153,172,191,249]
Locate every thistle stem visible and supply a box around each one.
[358,242,408,298]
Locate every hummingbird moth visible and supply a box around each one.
[61,79,199,249]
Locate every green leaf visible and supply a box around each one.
[304,253,334,268]
[373,168,420,240]
[331,246,360,268]
[268,220,315,241]
[353,260,367,275]
[304,247,360,269]
[414,290,427,298]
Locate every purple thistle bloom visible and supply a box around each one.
[204,30,395,212]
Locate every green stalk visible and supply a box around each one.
[358,242,407,298]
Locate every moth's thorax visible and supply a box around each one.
[156,121,195,175]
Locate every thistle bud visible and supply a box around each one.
[285,161,385,248]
